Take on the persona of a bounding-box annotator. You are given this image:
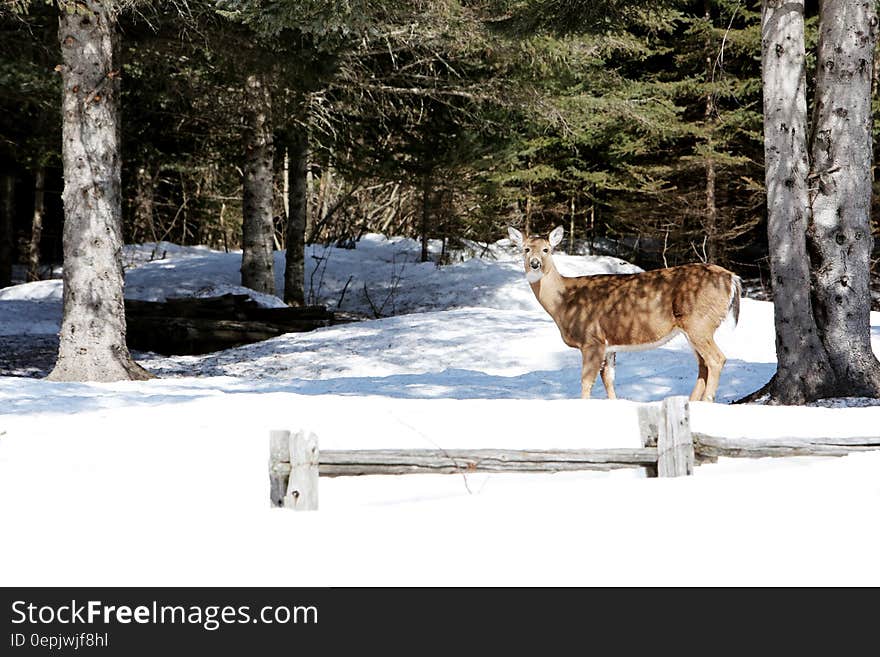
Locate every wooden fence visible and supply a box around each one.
[268,396,880,510]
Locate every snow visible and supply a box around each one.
[2,234,880,586]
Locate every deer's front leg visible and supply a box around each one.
[580,346,605,399]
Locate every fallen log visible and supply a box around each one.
[125,294,362,355]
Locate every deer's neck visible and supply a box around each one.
[529,263,569,319]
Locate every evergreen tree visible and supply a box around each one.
[490,1,765,267]
[50,0,151,381]
[216,0,365,299]
[755,0,880,404]
[0,4,60,285]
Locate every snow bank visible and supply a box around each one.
[1,389,880,585]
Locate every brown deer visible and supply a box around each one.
[508,226,741,402]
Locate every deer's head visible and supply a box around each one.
[508,226,564,283]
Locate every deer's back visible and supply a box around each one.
[557,263,736,347]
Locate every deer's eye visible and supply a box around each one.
[524,247,530,253]
[542,248,549,253]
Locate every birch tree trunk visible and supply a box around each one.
[49,1,150,382]
[284,130,308,306]
[760,0,836,403]
[27,166,45,283]
[807,0,880,395]
[240,73,276,296]
[0,174,12,289]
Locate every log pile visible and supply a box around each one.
[125,294,362,355]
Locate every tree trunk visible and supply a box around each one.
[284,130,308,306]
[420,171,431,263]
[759,0,836,403]
[27,167,45,283]
[316,165,332,231]
[49,1,150,382]
[305,161,315,237]
[806,0,880,395]
[282,148,289,221]
[133,164,157,245]
[704,1,719,264]
[240,73,276,296]
[524,180,533,237]
[0,174,12,288]
[704,155,718,262]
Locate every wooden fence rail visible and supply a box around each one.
[269,396,880,510]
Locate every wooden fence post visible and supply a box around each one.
[269,430,291,508]
[637,403,661,477]
[286,430,319,510]
[657,396,694,477]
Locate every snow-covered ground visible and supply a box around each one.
[1,235,880,586]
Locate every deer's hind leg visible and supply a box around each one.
[686,335,726,402]
[600,351,617,400]
[690,353,708,402]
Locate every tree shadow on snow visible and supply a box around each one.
[263,355,774,403]
[0,355,774,416]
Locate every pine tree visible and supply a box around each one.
[240,71,276,295]
[0,4,60,285]
[754,0,880,404]
[490,1,764,266]
[50,0,150,381]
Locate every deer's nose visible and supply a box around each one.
[529,258,541,270]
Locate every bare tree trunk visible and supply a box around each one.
[759,0,836,403]
[807,0,880,395]
[524,181,532,237]
[282,148,289,221]
[704,1,719,264]
[49,1,150,382]
[305,161,315,236]
[133,164,156,245]
[240,73,276,296]
[315,165,332,231]
[27,166,45,282]
[704,157,717,262]
[0,174,12,288]
[420,171,431,263]
[588,189,596,252]
[284,130,308,306]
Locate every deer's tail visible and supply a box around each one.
[728,274,742,328]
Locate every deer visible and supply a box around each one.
[508,225,741,402]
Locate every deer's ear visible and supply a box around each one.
[508,226,524,248]
[548,225,564,248]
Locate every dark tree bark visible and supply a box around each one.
[284,130,308,306]
[806,0,880,395]
[759,0,837,403]
[241,73,276,296]
[27,166,45,283]
[0,174,12,289]
[49,1,150,381]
